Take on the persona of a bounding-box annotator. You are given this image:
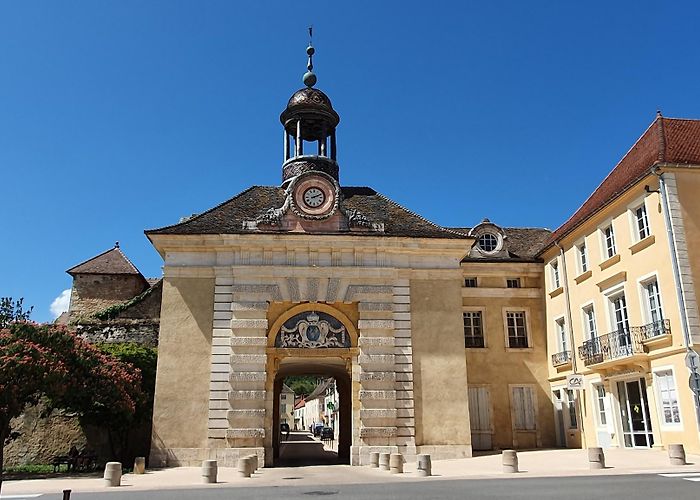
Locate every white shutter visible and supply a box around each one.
[512,386,536,431]
[468,387,491,432]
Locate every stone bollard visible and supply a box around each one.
[237,457,252,478]
[202,459,217,484]
[389,453,404,474]
[369,452,380,468]
[588,447,605,470]
[378,452,391,471]
[103,462,122,487]
[668,444,687,466]
[248,454,259,472]
[502,450,518,473]
[133,457,146,475]
[417,454,432,477]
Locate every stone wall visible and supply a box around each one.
[74,320,159,347]
[69,274,148,320]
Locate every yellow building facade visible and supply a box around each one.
[542,116,700,453]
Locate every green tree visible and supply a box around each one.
[0,322,142,493]
[96,343,157,460]
[0,297,33,328]
[284,375,320,397]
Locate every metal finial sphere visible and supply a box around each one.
[306,45,315,56]
[303,71,317,87]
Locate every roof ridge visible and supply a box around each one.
[114,247,142,275]
[657,115,667,163]
[66,245,142,276]
[542,117,660,245]
[372,191,470,238]
[145,185,266,234]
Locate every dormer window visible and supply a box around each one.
[477,233,499,253]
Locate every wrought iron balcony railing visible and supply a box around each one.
[578,327,644,367]
[551,350,572,367]
[636,319,671,341]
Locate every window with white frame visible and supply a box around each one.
[463,311,484,348]
[577,242,588,273]
[655,370,681,425]
[594,384,607,426]
[642,278,664,325]
[634,203,650,241]
[506,311,529,348]
[566,389,578,428]
[583,305,598,340]
[551,260,561,289]
[610,292,630,333]
[603,224,617,258]
[512,386,536,431]
[555,318,568,353]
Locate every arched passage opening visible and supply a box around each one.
[272,359,351,466]
[267,304,357,466]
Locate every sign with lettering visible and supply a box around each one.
[566,374,584,390]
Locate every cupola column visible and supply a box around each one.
[296,119,303,156]
[284,131,290,161]
[330,130,337,161]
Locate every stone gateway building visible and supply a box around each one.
[71,43,699,468]
[143,44,556,467]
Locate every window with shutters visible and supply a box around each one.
[511,385,537,431]
[468,386,493,450]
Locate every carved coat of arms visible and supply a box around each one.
[275,311,349,348]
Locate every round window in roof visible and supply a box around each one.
[477,233,499,253]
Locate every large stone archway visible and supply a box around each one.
[207,273,418,466]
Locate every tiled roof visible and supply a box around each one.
[449,227,552,262]
[542,116,700,251]
[67,246,143,276]
[145,186,468,240]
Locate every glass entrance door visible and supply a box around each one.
[617,378,654,448]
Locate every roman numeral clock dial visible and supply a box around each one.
[303,187,325,208]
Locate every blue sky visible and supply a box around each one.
[2,1,700,322]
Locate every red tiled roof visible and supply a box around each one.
[67,245,143,276]
[542,116,700,252]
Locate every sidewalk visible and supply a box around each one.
[2,448,699,496]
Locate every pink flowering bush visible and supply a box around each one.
[0,322,143,490]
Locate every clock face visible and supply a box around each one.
[303,187,326,208]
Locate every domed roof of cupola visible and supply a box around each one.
[281,87,340,129]
[287,87,334,111]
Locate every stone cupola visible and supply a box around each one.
[280,33,340,187]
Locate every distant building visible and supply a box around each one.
[60,243,161,346]
[279,384,294,426]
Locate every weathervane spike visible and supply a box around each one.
[303,26,317,88]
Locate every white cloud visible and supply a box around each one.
[50,289,71,319]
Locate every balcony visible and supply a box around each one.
[578,327,644,367]
[577,320,670,368]
[551,350,572,367]
[638,319,671,341]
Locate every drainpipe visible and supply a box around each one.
[554,240,586,447]
[654,166,700,428]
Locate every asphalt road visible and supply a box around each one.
[7,473,699,500]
